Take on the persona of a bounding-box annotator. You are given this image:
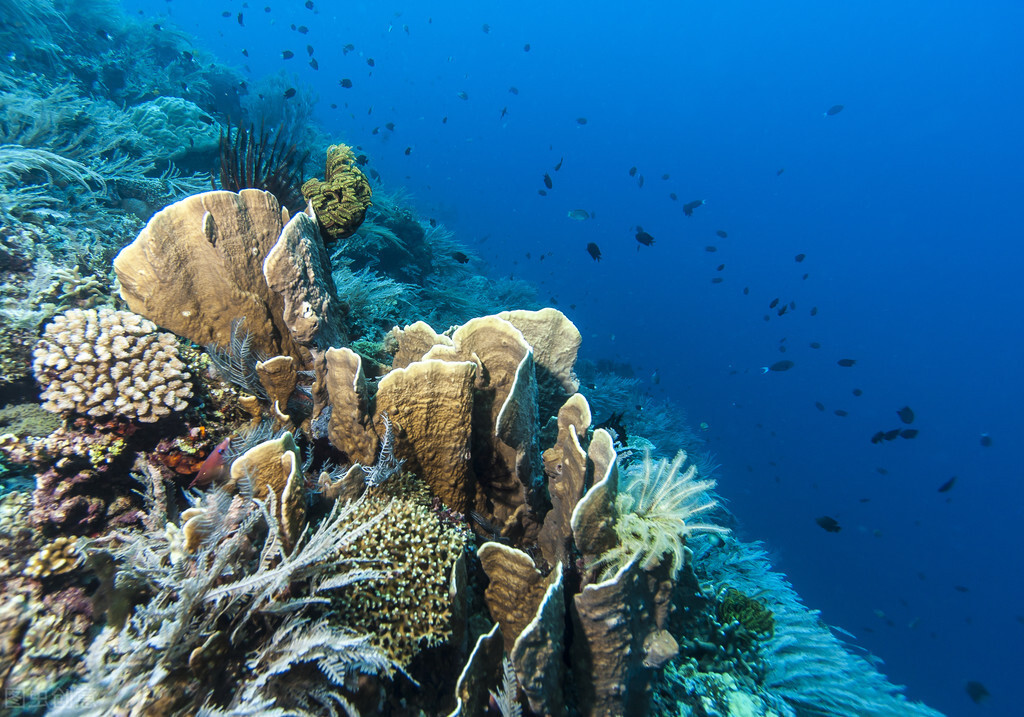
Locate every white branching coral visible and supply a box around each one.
[32,307,192,422]
[594,449,727,580]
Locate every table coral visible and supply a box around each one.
[33,307,192,423]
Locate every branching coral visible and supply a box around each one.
[592,449,727,580]
[32,307,192,423]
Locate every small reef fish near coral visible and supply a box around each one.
[0,1,1009,716]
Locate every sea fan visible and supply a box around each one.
[592,449,727,580]
[692,537,944,717]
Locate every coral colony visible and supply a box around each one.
[0,3,942,716]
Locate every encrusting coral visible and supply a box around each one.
[301,143,373,241]
[329,475,471,669]
[32,307,192,423]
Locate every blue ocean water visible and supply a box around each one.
[123,0,1024,713]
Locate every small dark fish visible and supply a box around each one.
[153,23,162,31]
[307,45,314,55]
[586,242,601,261]
[683,199,705,216]
[795,253,806,262]
[809,342,821,348]
[834,409,848,417]
[716,264,725,271]
[837,359,856,367]
[954,585,971,593]
[769,298,780,309]
[297,25,309,34]
[355,154,368,165]
[283,87,297,99]
[404,146,412,155]
[500,106,508,118]
[767,360,794,372]
[442,116,447,123]
[367,58,375,67]
[635,230,655,247]
[221,11,231,18]
[965,681,990,705]
[716,230,728,238]
[815,402,825,412]
[896,406,914,424]
[96,28,113,40]
[429,218,437,227]
[305,0,314,8]
[452,251,469,264]
[237,12,244,25]
[870,431,886,444]
[553,157,563,171]
[711,277,724,284]
[629,166,637,177]
[877,467,888,475]
[457,91,469,100]
[777,168,785,175]
[543,173,552,189]
[816,516,842,533]
[743,287,749,295]
[309,58,319,70]
[368,168,380,181]
[282,50,294,59]
[385,122,395,131]
[538,189,547,196]
[338,77,354,88]
[481,23,490,33]
[669,192,678,201]
[524,43,531,51]
[980,433,992,447]
[937,476,957,493]
[900,429,918,439]
[342,43,355,55]
[576,117,588,125]
[810,306,818,316]
[567,209,590,221]
[883,428,901,441]
[661,173,670,180]
[705,246,717,252]
[825,104,844,116]
[852,388,863,396]
[637,174,644,187]
[242,48,249,57]
[509,86,519,95]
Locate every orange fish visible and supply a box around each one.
[192,437,232,487]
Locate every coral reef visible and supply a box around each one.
[33,307,192,423]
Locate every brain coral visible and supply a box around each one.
[32,308,192,423]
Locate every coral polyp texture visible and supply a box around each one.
[329,477,470,668]
[301,143,373,241]
[32,307,192,423]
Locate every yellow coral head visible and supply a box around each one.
[301,143,373,241]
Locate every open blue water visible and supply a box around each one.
[123,0,1024,713]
